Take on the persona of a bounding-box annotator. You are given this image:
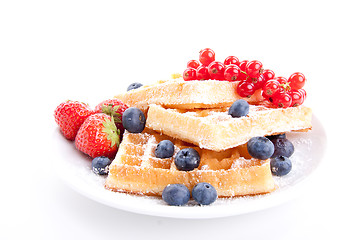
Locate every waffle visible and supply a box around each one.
[146,104,312,152]
[115,79,263,112]
[105,129,276,197]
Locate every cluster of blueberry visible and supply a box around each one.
[246,134,294,176]
[267,134,294,176]
[162,182,217,206]
[155,140,200,171]
[155,139,217,206]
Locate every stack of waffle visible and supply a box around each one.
[105,79,312,197]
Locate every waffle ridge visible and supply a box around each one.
[105,129,276,197]
[146,104,312,151]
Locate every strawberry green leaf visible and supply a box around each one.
[102,116,120,147]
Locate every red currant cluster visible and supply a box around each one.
[262,73,307,108]
[182,48,307,108]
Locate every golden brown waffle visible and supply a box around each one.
[146,104,312,152]
[115,79,263,112]
[105,129,276,197]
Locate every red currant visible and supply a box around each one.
[246,60,263,78]
[187,60,200,69]
[208,61,225,80]
[199,48,215,66]
[275,76,291,94]
[289,89,304,107]
[273,92,292,108]
[238,60,249,81]
[262,80,280,98]
[288,72,306,90]
[224,56,240,66]
[251,74,266,90]
[237,81,255,97]
[196,65,210,80]
[262,69,275,81]
[275,76,288,85]
[183,68,197,81]
[224,64,241,81]
[298,89,307,101]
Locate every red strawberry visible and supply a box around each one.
[54,100,94,140]
[94,99,128,132]
[75,113,120,158]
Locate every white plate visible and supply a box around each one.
[53,114,326,219]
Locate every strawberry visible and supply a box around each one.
[94,98,128,132]
[54,100,94,140]
[75,113,120,158]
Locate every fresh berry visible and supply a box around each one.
[199,48,215,66]
[288,72,306,90]
[276,77,291,95]
[94,99,128,132]
[192,182,217,205]
[271,138,295,158]
[174,148,200,171]
[127,82,143,91]
[262,80,280,99]
[162,184,190,206]
[196,65,210,80]
[224,64,241,81]
[208,61,225,80]
[187,60,200,69]
[155,140,175,159]
[272,92,292,108]
[251,74,266,90]
[276,76,288,85]
[122,107,146,133]
[236,81,255,97]
[228,99,249,118]
[289,89,305,107]
[262,69,275,81]
[75,113,120,158]
[183,68,197,81]
[92,156,111,175]
[270,156,292,176]
[247,137,275,160]
[266,133,286,141]
[298,89,307,101]
[246,60,263,78]
[224,56,240,66]
[238,60,249,81]
[54,100,94,140]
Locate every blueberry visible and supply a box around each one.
[228,99,249,118]
[127,82,143,91]
[266,133,286,141]
[174,148,200,171]
[122,107,146,133]
[162,184,190,206]
[92,156,111,175]
[192,182,217,205]
[270,156,292,176]
[155,140,175,158]
[247,136,275,160]
[271,138,294,158]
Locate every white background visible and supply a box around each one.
[1,0,359,239]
